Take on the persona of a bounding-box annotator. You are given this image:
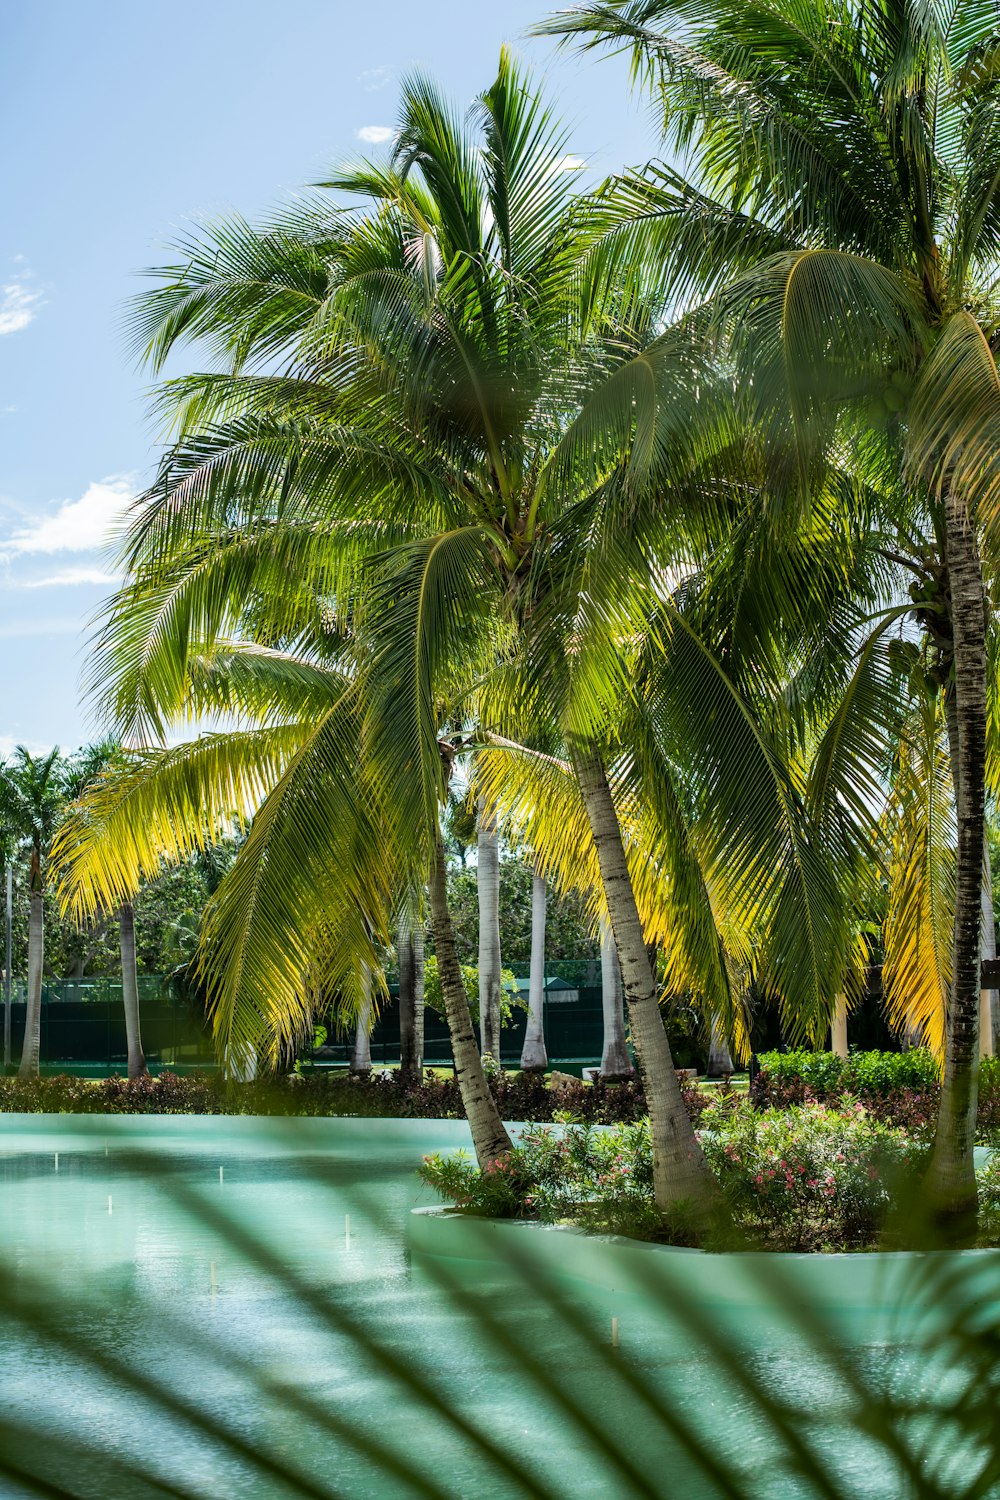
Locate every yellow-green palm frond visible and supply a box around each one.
[197,697,398,1069]
[906,310,1000,545]
[882,695,955,1056]
[472,735,753,1058]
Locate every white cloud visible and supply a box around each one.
[18,566,120,589]
[0,280,41,336]
[548,154,587,176]
[6,477,133,555]
[359,67,391,91]
[357,125,394,145]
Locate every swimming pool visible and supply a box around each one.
[0,1115,994,1499]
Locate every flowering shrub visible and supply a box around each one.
[699,1098,928,1249]
[419,1104,945,1251]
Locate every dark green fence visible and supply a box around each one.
[4,963,613,1073]
[323,962,609,1070]
[5,978,214,1071]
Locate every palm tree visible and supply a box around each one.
[519,870,549,1072]
[599,914,633,1079]
[543,0,1000,1235]
[397,905,425,1086]
[0,748,64,1078]
[350,968,374,1075]
[476,798,503,1061]
[63,52,859,1225]
[64,742,149,1079]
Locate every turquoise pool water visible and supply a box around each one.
[0,1116,993,1500]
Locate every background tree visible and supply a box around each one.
[544,0,1000,1236]
[0,748,66,1077]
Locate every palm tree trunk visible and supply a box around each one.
[980,846,996,1058]
[119,901,148,1080]
[399,912,425,1086]
[599,916,633,1080]
[928,507,988,1238]
[571,740,720,1221]
[520,872,548,1071]
[706,1016,734,1077]
[430,821,512,1166]
[477,797,502,1062]
[18,888,43,1079]
[351,972,373,1075]
[830,996,848,1058]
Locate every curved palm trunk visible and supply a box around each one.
[120,901,148,1080]
[706,1016,734,1077]
[351,972,373,1075]
[399,913,425,1086]
[520,872,548,1072]
[430,822,511,1165]
[572,741,720,1221]
[477,797,502,1062]
[599,916,633,1080]
[928,508,988,1238]
[17,888,43,1079]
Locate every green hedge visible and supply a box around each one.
[755,1049,941,1097]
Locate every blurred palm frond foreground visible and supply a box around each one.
[0,1116,999,1500]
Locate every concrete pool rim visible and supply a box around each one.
[408,1202,1000,1327]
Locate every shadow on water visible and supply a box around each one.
[0,1115,998,1499]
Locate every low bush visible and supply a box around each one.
[751,1050,945,1138]
[0,1068,707,1125]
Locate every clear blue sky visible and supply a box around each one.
[0,1,653,754]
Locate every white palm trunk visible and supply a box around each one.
[399,912,425,1085]
[227,1041,257,1081]
[351,972,373,1075]
[120,901,148,1080]
[831,996,849,1058]
[477,797,502,1063]
[599,916,633,1080]
[980,848,997,1058]
[520,872,548,1071]
[18,889,43,1079]
[706,1016,734,1077]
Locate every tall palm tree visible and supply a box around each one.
[65,53,855,1223]
[476,798,503,1061]
[519,869,549,1072]
[543,0,1000,1236]
[397,904,425,1086]
[0,748,64,1078]
[599,914,633,1079]
[64,742,149,1079]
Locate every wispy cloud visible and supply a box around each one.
[357,125,394,145]
[0,279,42,336]
[548,154,587,176]
[5,477,133,556]
[0,617,81,640]
[359,67,391,91]
[18,566,119,590]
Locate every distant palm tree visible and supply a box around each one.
[0,748,64,1078]
[519,870,549,1073]
[64,742,148,1079]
